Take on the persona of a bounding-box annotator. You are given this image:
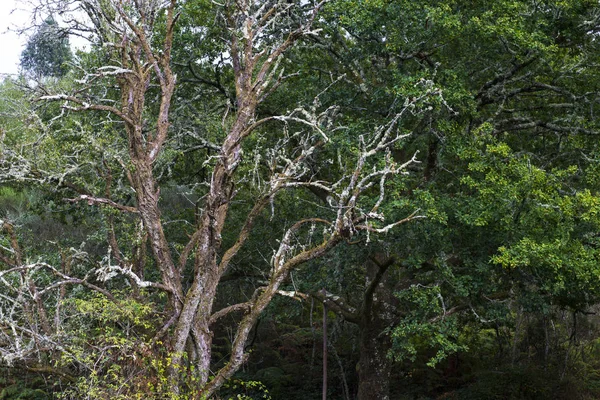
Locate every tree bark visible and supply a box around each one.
[357,322,393,400]
[356,255,395,400]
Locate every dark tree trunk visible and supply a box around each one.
[356,254,397,400]
[357,321,392,400]
[314,255,410,400]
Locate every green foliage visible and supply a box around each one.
[20,18,72,78]
[0,376,49,400]
[221,379,272,400]
[391,285,467,367]
[5,0,600,398]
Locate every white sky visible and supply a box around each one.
[0,0,32,76]
[0,0,89,77]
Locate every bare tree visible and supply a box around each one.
[0,0,439,396]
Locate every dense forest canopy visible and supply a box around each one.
[2,0,600,398]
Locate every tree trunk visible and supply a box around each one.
[357,323,392,400]
[356,255,396,400]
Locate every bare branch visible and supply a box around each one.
[209,302,252,326]
[66,194,139,213]
[37,94,135,126]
